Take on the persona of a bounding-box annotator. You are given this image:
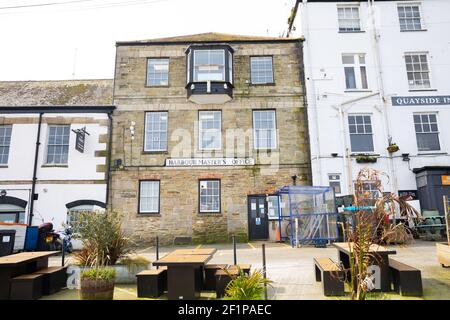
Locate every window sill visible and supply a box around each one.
[400,29,427,32]
[344,90,372,93]
[137,213,161,217]
[250,83,276,87]
[145,85,170,88]
[254,148,279,152]
[338,30,365,34]
[198,212,222,216]
[0,165,8,168]
[417,151,447,156]
[41,164,68,168]
[142,151,169,155]
[350,153,379,157]
[408,88,437,92]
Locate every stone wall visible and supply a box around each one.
[110,39,311,245]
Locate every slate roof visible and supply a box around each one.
[0,79,113,106]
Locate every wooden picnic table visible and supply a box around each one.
[153,251,215,300]
[0,251,58,300]
[332,242,396,292]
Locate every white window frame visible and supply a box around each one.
[348,114,374,153]
[404,52,431,90]
[45,124,70,165]
[144,112,168,152]
[337,5,361,32]
[397,3,425,31]
[198,111,222,151]
[146,58,169,86]
[253,110,277,150]
[342,53,368,90]
[193,49,226,82]
[139,180,160,214]
[413,112,441,152]
[199,180,221,213]
[250,56,274,84]
[0,125,12,165]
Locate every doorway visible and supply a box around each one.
[247,195,269,240]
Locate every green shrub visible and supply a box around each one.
[71,210,131,267]
[224,269,272,300]
[81,267,116,281]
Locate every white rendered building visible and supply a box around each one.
[291,0,450,213]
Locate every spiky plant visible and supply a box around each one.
[224,268,273,300]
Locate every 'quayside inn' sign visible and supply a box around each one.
[391,95,450,106]
[165,158,255,167]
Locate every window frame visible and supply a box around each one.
[250,56,275,85]
[404,52,432,90]
[413,112,441,152]
[198,179,221,214]
[45,124,70,165]
[146,57,170,87]
[397,3,425,32]
[342,53,369,91]
[198,110,222,151]
[193,49,226,82]
[348,114,375,153]
[143,111,169,153]
[252,109,278,150]
[138,180,161,214]
[0,125,12,165]
[337,5,362,33]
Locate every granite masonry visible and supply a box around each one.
[110,33,311,245]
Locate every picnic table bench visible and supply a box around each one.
[313,257,344,296]
[389,258,423,296]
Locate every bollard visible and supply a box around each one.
[232,235,237,265]
[262,243,267,300]
[156,236,159,269]
[61,238,66,267]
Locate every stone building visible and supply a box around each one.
[0,80,114,248]
[110,33,311,244]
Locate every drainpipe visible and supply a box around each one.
[29,113,43,226]
[105,112,113,207]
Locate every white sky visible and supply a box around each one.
[0,0,295,81]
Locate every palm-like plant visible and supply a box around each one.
[224,268,272,300]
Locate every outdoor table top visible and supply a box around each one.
[153,254,213,267]
[168,248,217,256]
[0,251,59,267]
[332,242,397,255]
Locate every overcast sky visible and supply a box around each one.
[0,0,294,81]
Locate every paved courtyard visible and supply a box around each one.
[44,240,450,300]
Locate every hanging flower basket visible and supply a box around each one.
[387,144,400,153]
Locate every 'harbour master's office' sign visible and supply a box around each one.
[391,95,450,106]
[166,158,255,167]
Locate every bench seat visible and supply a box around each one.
[10,274,43,300]
[314,257,344,296]
[227,264,251,275]
[136,267,167,298]
[215,268,239,299]
[389,258,423,296]
[203,264,227,291]
[34,266,67,295]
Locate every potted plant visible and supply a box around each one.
[224,269,272,300]
[387,143,400,153]
[436,196,450,267]
[79,267,116,300]
[355,155,377,163]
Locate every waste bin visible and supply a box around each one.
[24,226,39,251]
[0,230,16,257]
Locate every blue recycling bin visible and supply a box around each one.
[24,226,39,251]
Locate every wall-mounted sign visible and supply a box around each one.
[72,127,90,153]
[398,190,418,200]
[165,158,255,167]
[442,175,450,186]
[391,96,450,106]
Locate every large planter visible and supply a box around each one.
[70,264,150,285]
[436,242,450,267]
[80,278,115,300]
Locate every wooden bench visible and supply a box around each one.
[227,264,251,275]
[136,267,167,298]
[203,264,227,291]
[33,266,67,295]
[314,257,344,296]
[215,268,239,298]
[389,258,423,296]
[10,274,43,300]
